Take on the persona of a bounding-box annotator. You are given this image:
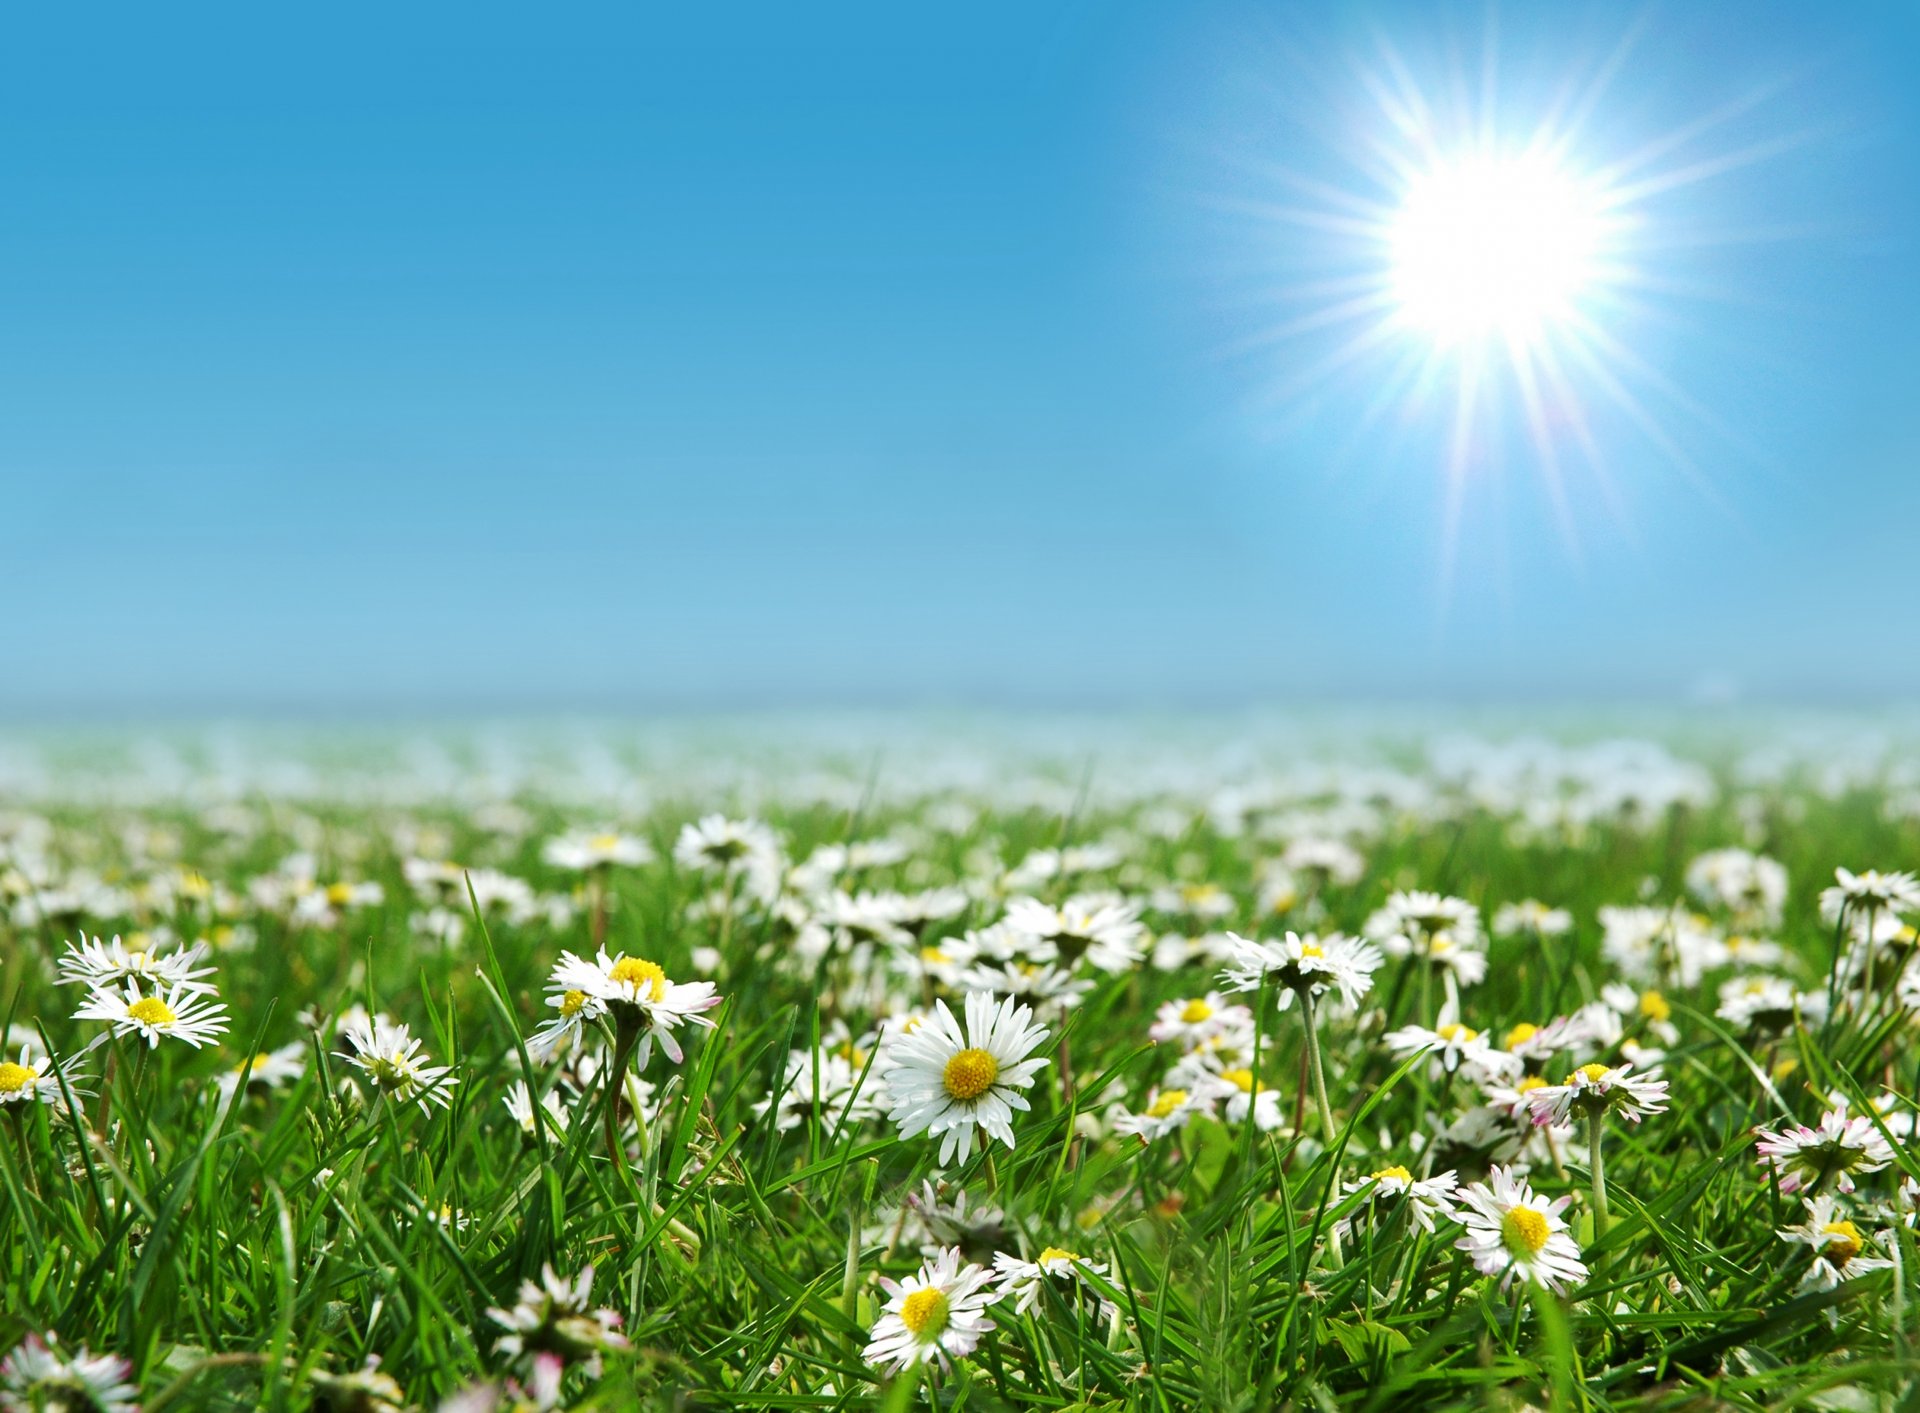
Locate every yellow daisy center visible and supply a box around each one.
[590,833,622,850]
[1570,1063,1612,1086]
[1371,1164,1413,1184]
[325,882,354,905]
[1037,1246,1079,1265]
[559,989,590,1017]
[1297,941,1325,959]
[1639,991,1671,1023]
[1219,1068,1256,1094]
[1516,1076,1547,1093]
[1504,1022,1539,1048]
[942,1048,999,1101]
[899,1286,950,1338]
[0,1062,33,1094]
[1821,1220,1862,1262]
[127,996,176,1026]
[1148,1088,1189,1119]
[1182,884,1218,903]
[606,956,668,1001]
[920,947,947,964]
[1179,998,1215,1024]
[1436,1023,1477,1044]
[1501,1206,1551,1257]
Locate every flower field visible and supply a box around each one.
[3,721,1919,1410]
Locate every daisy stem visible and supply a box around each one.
[1299,989,1345,1265]
[604,1024,639,1179]
[1588,1110,1611,1279]
[984,1147,1000,1197]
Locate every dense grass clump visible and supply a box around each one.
[2,730,1918,1410]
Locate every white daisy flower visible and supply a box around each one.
[487,1264,630,1375]
[1714,974,1824,1033]
[1496,1014,1592,1065]
[0,1334,138,1413]
[1454,1165,1588,1293]
[882,992,1050,1166]
[0,1048,62,1108]
[1819,867,1920,924]
[1217,931,1381,1010]
[541,829,654,872]
[991,1246,1114,1318]
[672,814,783,900]
[216,1040,307,1102]
[1204,1067,1285,1131]
[863,1247,1002,1375]
[1525,1061,1669,1127]
[754,1048,888,1134]
[56,932,217,996]
[1148,992,1244,1047]
[1337,1164,1461,1238]
[1776,1195,1895,1291]
[543,950,721,1066]
[503,1080,571,1139]
[1112,1085,1216,1143]
[335,1012,459,1112]
[1383,1022,1522,1082]
[1755,1108,1894,1195]
[1491,900,1573,938]
[74,979,230,1049]
[1001,895,1147,974]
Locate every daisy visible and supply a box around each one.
[1715,974,1823,1033]
[56,932,217,996]
[215,1040,307,1102]
[0,1334,138,1413]
[503,1080,571,1139]
[1337,1165,1460,1238]
[955,961,1091,1018]
[1001,895,1147,974]
[1217,931,1381,1010]
[1368,890,1484,949]
[541,829,654,871]
[544,950,721,1066]
[754,1048,888,1134]
[1148,992,1243,1047]
[1206,1067,1285,1131]
[0,1048,61,1108]
[1384,1021,1522,1082]
[1526,1062,1669,1127]
[74,979,230,1049]
[335,1012,459,1112]
[1819,867,1920,924]
[1112,1085,1215,1143]
[882,992,1050,1166]
[863,1247,1002,1375]
[1491,900,1573,939]
[1777,1195,1895,1291]
[1454,1166,1588,1293]
[991,1246,1114,1318]
[487,1264,629,1376]
[527,980,606,1061]
[1755,1109,1894,1195]
[672,814,783,900]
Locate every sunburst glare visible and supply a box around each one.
[1191,14,1811,591]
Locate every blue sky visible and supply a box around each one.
[3,1,1917,713]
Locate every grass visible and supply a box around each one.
[1,728,1918,1410]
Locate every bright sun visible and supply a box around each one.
[1389,152,1608,347]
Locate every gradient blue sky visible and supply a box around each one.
[3,1,1917,713]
